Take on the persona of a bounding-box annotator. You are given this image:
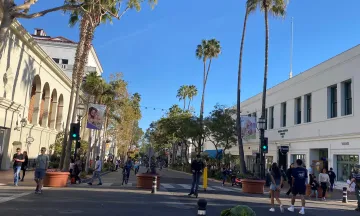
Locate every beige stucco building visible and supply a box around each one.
[0,20,73,170]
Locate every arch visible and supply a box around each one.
[48,89,58,129]
[28,75,41,125]
[39,82,50,127]
[55,94,64,131]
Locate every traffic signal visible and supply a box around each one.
[262,137,268,154]
[69,123,80,140]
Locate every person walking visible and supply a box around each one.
[269,163,284,212]
[73,156,82,184]
[188,154,204,197]
[13,148,24,186]
[309,176,319,200]
[327,168,336,192]
[319,168,330,201]
[34,147,49,194]
[286,163,294,196]
[20,151,28,182]
[221,167,228,186]
[349,165,360,211]
[288,159,307,215]
[88,156,102,186]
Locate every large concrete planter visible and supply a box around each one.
[306,184,327,198]
[136,173,160,189]
[43,171,69,187]
[241,179,266,194]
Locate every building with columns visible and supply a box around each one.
[204,45,359,182]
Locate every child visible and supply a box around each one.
[309,176,319,199]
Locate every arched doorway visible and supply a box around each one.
[56,94,64,131]
[48,89,58,129]
[39,82,50,127]
[28,75,41,125]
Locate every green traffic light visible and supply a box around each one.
[72,134,77,138]
[262,146,267,149]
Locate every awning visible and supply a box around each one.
[203,149,223,159]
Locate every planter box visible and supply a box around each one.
[306,184,327,198]
[241,179,266,194]
[136,173,160,189]
[43,172,69,187]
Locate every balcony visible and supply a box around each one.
[57,64,97,73]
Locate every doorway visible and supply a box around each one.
[278,148,288,170]
[0,128,9,170]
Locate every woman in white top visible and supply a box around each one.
[319,168,330,200]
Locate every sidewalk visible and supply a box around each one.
[0,170,36,187]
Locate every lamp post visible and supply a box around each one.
[257,117,266,179]
[74,101,85,159]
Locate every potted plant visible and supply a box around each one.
[239,172,266,194]
[221,205,256,216]
[136,157,160,189]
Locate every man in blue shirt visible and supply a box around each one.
[288,159,307,215]
[124,158,133,180]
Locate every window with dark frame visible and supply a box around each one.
[330,85,337,118]
[344,81,352,115]
[306,94,311,122]
[295,97,301,124]
[52,58,60,63]
[62,59,69,64]
[281,102,286,127]
[269,106,274,129]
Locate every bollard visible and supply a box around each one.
[197,199,207,216]
[343,187,348,203]
[203,167,208,192]
[151,176,157,194]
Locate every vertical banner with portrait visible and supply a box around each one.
[87,103,106,130]
[241,116,257,140]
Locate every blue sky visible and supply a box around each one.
[20,0,360,131]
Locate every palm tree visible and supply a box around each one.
[235,0,258,175]
[187,85,198,110]
[195,39,221,153]
[177,85,189,110]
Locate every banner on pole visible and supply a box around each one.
[241,116,257,140]
[87,103,106,130]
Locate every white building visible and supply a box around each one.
[31,28,103,78]
[204,45,359,182]
[0,21,74,169]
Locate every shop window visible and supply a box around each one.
[337,155,359,181]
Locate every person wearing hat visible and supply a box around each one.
[349,164,360,211]
[188,154,204,197]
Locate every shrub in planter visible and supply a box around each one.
[87,168,94,175]
[80,171,87,179]
[221,205,256,216]
[48,162,60,169]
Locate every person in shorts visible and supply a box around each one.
[34,147,49,194]
[288,159,307,215]
[269,162,284,212]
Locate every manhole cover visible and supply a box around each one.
[58,210,83,214]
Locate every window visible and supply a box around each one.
[328,85,337,118]
[304,94,311,123]
[337,155,359,181]
[269,106,274,129]
[342,80,352,116]
[281,102,286,127]
[265,108,268,130]
[52,58,60,63]
[295,97,301,124]
[62,59,69,64]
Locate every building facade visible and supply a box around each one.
[0,21,74,170]
[204,45,359,182]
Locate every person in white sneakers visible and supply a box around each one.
[269,162,284,212]
[288,159,307,215]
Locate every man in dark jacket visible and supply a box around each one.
[328,167,336,192]
[188,154,204,196]
[286,163,294,195]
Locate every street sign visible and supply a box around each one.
[280,146,289,154]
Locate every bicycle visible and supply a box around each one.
[122,169,129,185]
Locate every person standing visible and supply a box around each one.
[269,163,284,212]
[20,151,28,182]
[319,168,330,201]
[327,168,336,192]
[288,159,307,215]
[88,156,102,186]
[285,163,294,196]
[34,147,49,194]
[188,154,204,197]
[13,148,24,186]
[74,156,82,184]
[349,165,360,211]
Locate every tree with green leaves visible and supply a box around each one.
[177,85,189,110]
[195,39,221,153]
[187,85,198,110]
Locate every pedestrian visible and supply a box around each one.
[349,164,360,211]
[124,157,133,181]
[319,168,330,201]
[287,159,307,215]
[134,160,140,175]
[269,162,284,212]
[222,167,228,186]
[20,151,28,182]
[34,147,49,194]
[327,168,336,192]
[13,148,25,186]
[309,176,319,199]
[188,154,204,197]
[285,163,294,196]
[88,156,102,186]
[74,156,82,184]
[115,160,119,171]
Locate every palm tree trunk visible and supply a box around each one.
[62,18,90,171]
[236,11,249,175]
[261,5,269,125]
[187,99,191,111]
[183,98,186,110]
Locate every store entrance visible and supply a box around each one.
[278,148,288,170]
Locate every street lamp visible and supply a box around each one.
[74,101,85,159]
[257,117,266,179]
[20,118,27,128]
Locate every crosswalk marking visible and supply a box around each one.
[178,184,192,189]
[0,191,32,204]
[199,185,215,190]
[161,183,175,189]
[211,186,235,191]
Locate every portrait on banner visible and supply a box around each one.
[87,103,106,130]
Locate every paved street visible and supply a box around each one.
[0,167,358,215]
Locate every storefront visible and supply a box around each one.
[336,155,359,181]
